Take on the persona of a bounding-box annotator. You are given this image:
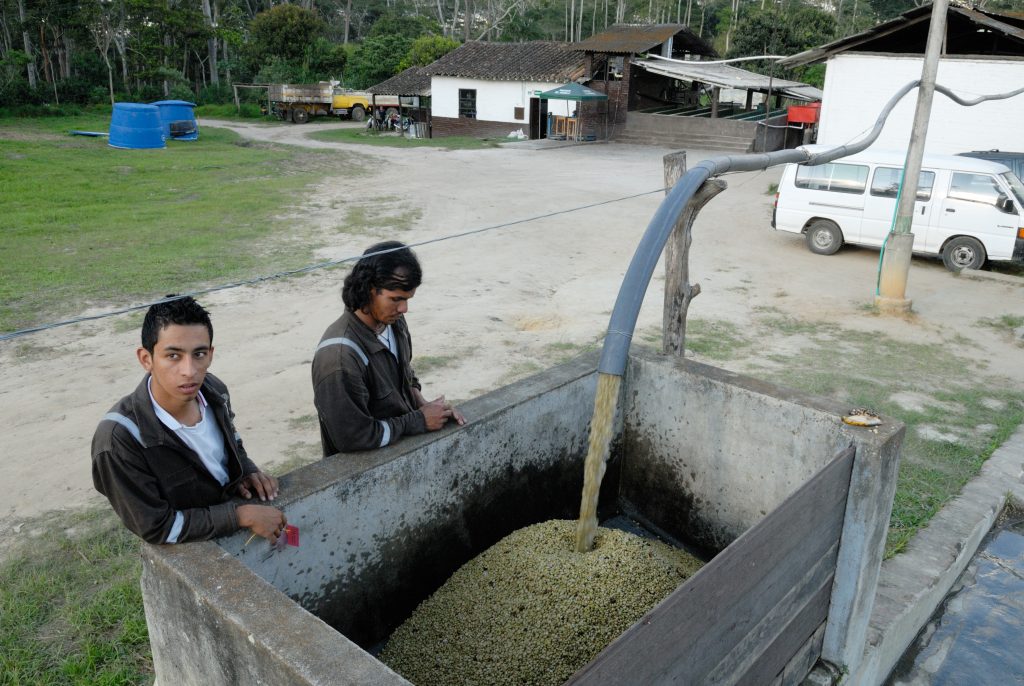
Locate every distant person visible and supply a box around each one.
[311,241,466,455]
[92,296,286,545]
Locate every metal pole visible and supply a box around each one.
[876,0,949,314]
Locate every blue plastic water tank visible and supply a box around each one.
[151,100,199,141]
[108,103,165,149]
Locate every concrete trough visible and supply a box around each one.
[141,349,903,685]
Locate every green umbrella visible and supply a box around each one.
[537,82,609,101]
[538,83,607,141]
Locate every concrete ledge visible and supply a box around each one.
[847,426,1024,685]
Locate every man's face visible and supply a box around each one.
[137,323,214,408]
[366,287,416,327]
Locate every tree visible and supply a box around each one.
[346,34,411,89]
[398,34,458,70]
[246,4,325,70]
[726,3,837,60]
[367,10,440,39]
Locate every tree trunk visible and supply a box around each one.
[344,0,352,42]
[223,34,230,84]
[201,0,218,85]
[106,58,114,105]
[661,159,726,357]
[435,0,445,35]
[17,0,37,89]
[578,0,584,40]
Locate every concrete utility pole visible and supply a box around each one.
[875,0,949,314]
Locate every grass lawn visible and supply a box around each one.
[0,508,149,685]
[308,126,504,149]
[0,115,357,334]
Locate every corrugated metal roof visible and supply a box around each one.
[781,5,1024,67]
[574,23,715,56]
[635,57,823,101]
[421,41,584,82]
[367,67,431,96]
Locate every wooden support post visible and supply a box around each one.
[233,84,240,113]
[662,151,726,356]
[710,86,720,118]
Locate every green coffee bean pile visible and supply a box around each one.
[379,519,703,686]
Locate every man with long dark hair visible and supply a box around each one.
[312,241,465,454]
[92,296,286,545]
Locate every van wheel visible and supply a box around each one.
[805,220,843,255]
[942,236,986,271]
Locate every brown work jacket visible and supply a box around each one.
[91,373,259,544]
[311,310,426,455]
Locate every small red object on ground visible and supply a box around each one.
[285,524,300,547]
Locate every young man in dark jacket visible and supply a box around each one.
[312,241,465,455]
[92,297,286,545]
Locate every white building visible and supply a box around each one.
[422,41,585,139]
[782,4,1024,156]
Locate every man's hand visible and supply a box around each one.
[420,395,467,430]
[421,395,452,430]
[237,471,279,502]
[237,504,286,544]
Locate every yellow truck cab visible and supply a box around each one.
[331,91,370,122]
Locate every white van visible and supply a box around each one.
[772,147,1024,271]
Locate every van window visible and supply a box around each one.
[948,172,1004,206]
[794,163,869,194]
[1000,172,1024,207]
[870,167,935,200]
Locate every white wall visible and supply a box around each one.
[817,53,1024,155]
[431,76,576,123]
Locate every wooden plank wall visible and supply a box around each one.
[568,446,856,685]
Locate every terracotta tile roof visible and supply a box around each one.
[422,41,585,82]
[367,66,431,95]
[574,23,715,56]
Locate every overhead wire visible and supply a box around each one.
[0,186,671,342]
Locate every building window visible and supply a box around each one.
[459,89,476,118]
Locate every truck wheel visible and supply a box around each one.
[942,236,986,271]
[350,105,366,122]
[805,219,843,255]
[292,108,309,124]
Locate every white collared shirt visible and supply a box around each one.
[378,324,399,360]
[148,378,229,543]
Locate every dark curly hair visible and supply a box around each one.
[141,296,213,353]
[342,241,423,312]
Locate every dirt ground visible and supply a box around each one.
[2,119,1023,536]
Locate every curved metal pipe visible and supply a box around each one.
[596,79,1024,376]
